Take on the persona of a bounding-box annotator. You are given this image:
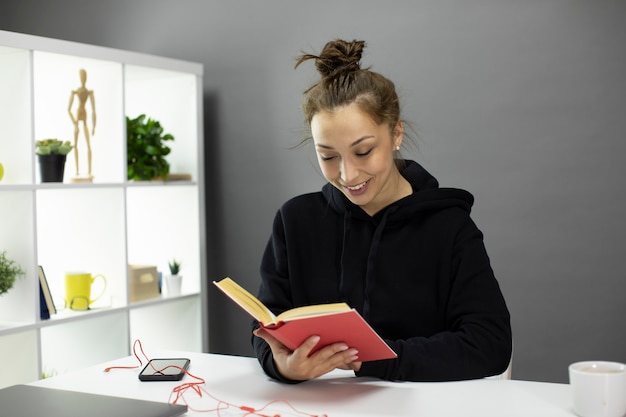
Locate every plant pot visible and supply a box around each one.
[165,274,182,297]
[37,154,67,183]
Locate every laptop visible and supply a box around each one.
[0,384,187,417]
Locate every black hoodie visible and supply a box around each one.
[253,160,512,382]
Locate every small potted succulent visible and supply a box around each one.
[35,139,74,183]
[165,258,182,297]
[168,259,182,276]
[0,250,25,297]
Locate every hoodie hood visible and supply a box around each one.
[322,159,474,221]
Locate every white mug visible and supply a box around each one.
[569,361,626,417]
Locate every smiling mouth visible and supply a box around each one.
[345,181,368,191]
[342,179,370,195]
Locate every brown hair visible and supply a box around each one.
[295,39,401,137]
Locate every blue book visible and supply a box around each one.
[38,266,56,320]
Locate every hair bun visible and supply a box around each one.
[317,39,365,77]
[295,39,366,78]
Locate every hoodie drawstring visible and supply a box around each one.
[339,206,398,320]
[338,210,352,302]
[363,206,397,319]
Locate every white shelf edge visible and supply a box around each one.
[0,321,39,336]
[128,292,201,309]
[0,181,198,191]
[0,29,203,76]
[38,304,129,328]
[0,293,201,336]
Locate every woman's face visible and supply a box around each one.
[311,103,404,216]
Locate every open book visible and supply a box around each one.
[213,277,397,362]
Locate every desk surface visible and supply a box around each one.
[31,350,576,417]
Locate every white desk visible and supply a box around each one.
[31,350,576,417]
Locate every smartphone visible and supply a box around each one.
[138,358,191,381]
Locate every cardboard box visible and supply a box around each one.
[128,265,159,302]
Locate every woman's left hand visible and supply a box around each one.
[253,328,360,380]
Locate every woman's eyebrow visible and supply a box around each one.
[315,135,375,150]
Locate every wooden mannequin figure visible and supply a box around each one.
[68,68,96,182]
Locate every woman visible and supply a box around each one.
[252,39,512,383]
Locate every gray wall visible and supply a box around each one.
[2,0,625,384]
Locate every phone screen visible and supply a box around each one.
[138,358,190,381]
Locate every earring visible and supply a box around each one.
[395,146,400,151]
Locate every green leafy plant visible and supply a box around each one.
[168,259,182,275]
[35,139,73,155]
[127,114,174,181]
[0,250,25,296]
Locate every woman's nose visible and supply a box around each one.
[340,158,358,183]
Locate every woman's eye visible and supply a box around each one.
[356,148,373,157]
[319,154,337,161]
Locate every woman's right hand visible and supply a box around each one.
[253,328,359,381]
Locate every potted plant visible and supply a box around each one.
[168,259,182,276]
[35,139,74,183]
[0,250,25,296]
[127,114,175,181]
[165,258,182,297]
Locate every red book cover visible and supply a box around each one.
[263,309,397,362]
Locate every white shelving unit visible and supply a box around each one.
[0,30,206,388]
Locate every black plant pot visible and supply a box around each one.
[37,154,67,183]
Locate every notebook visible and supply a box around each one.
[0,384,187,417]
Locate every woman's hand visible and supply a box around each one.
[253,328,360,381]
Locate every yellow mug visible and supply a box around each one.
[65,272,107,310]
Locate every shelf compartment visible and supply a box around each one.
[40,310,129,377]
[125,64,199,180]
[0,45,32,185]
[126,185,201,295]
[36,187,128,308]
[0,330,39,388]
[0,190,37,326]
[32,51,124,184]
[129,295,202,353]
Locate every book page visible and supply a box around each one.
[277,303,350,322]
[213,277,275,324]
[214,278,351,326]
